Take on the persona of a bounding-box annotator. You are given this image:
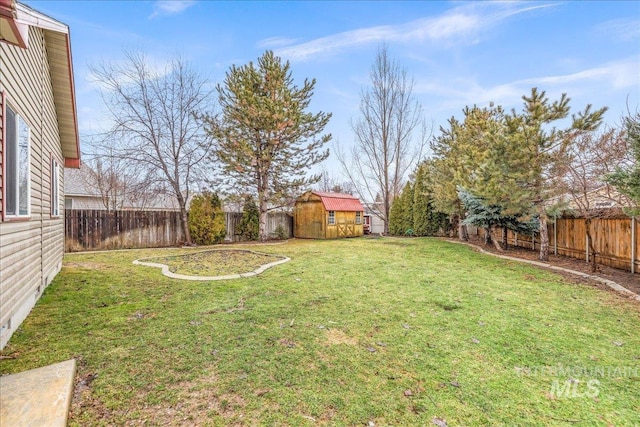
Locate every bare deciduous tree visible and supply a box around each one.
[90,51,214,245]
[80,139,165,212]
[560,128,631,271]
[336,45,427,233]
[315,166,355,195]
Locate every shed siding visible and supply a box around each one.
[324,210,363,239]
[0,25,65,349]
[294,198,325,239]
[294,192,364,239]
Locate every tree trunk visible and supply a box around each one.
[538,213,549,261]
[457,213,468,241]
[179,206,192,246]
[585,218,597,273]
[449,215,458,238]
[383,198,390,235]
[484,227,491,246]
[502,226,508,250]
[258,192,269,242]
[175,192,192,246]
[489,226,505,252]
[458,222,468,241]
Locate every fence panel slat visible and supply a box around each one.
[65,209,294,251]
[504,216,637,274]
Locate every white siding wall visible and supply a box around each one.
[0,26,65,349]
[369,216,385,235]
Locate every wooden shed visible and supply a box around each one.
[294,191,365,239]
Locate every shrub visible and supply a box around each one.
[188,192,226,245]
[238,195,259,241]
[274,224,288,240]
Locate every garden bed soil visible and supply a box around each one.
[459,235,639,298]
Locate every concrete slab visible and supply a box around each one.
[0,359,76,427]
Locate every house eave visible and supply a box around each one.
[12,2,81,167]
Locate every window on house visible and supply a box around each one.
[51,159,60,216]
[355,211,362,224]
[5,104,30,217]
[328,210,335,225]
[65,198,73,209]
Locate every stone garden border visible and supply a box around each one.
[133,249,290,281]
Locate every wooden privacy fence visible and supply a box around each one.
[473,216,638,274]
[224,212,293,242]
[65,209,294,252]
[65,209,184,252]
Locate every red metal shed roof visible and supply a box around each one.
[313,192,364,212]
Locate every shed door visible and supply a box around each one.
[312,220,323,239]
[337,218,355,237]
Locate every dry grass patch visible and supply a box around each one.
[64,262,110,271]
[148,249,285,277]
[324,328,358,346]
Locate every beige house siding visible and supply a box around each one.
[0,91,3,216]
[0,24,66,349]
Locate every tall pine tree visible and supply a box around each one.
[389,182,414,235]
[412,160,448,236]
[204,51,331,241]
[502,88,606,260]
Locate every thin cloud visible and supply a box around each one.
[520,57,640,91]
[150,0,196,19]
[418,56,640,111]
[256,36,301,49]
[275,2,558,61]
[596,18,640,42]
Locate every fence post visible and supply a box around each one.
[554,217,557,256]
[632,216,636,274]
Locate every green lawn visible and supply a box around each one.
[1,238,638,426]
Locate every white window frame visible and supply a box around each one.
[355,211,362,224]
[4,103,31,219]
[328,210,335,225]
[51,158,61,217]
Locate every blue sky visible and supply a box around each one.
[28,0,640,174]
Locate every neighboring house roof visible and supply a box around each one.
[64,165,183,211]
[553,186,630,211]
[1,0,80,167]
[312,192,364,212]
[363,201,384,215]
[64,165,100,197]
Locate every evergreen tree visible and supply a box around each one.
[389,182,414,235]
[203,51,331,241]
[188,192,226,245]
[501,88,606,260]
[412,160,448,236]
[412,162,430,236]
[430,106,498,239]
[238,195,259,241]
[458,188,536,250]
